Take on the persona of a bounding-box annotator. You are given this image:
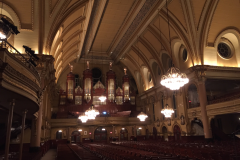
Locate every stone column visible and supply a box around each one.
[112,126,115,137]
[30,101,43,152]
[19,110,28,160]
[5,99,15,160]
[197,79,212,139]
[67,127,70,143]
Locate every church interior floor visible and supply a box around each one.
[41,149,57,160]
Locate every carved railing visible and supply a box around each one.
[208,90,240,105]
[0,58,40,102]
[0,40,40,80]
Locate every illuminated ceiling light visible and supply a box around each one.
[0,31,6,39]
[59,130,62,132]
[137,112,148,122]
[122,128,125,130]
[161,104,174,118]
[102,128,105,131]
[78,114,88,123]
[78,129,82,132]
[85,104,99,120]
[0,21,9,39]
[99,95,106,102]
[160,67,189,90]
[159,1,188,90]
[139,127,142,129]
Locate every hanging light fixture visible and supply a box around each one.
[137,108,148,122]
[0,2,10,40]
[161,104,174,118]
[85,104,99,120]
[160,1,189,90]
[99,96,106,102]
[137,112,148,121]
[99,44,107,102]
[78,114,88,123]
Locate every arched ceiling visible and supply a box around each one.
[3,0,240,93]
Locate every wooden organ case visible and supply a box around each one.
[57,63,136,118]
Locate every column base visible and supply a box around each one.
[29,147,40,152]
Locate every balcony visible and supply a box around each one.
[0,40,41,118]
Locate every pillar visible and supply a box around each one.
[112,126,115,137]
[30,101,43,152]
[5,99,15,160]
[67,127,70,143]
[134,125,137,137]
[197,80,212,140]
[19,110,28,160]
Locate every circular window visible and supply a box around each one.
[217,43,232,59]
[182,49,188,61]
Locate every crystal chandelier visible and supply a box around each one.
[160,1,188,90]
[85,104,99,120]
[0,21,9,39]
[161,67,189,90]
[78,114,88,123]
[137,112,148,122]
[99,95,106,102]
[161,104,174,118]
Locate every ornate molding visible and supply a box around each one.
[111,0,158,60]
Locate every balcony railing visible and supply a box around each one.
[208,89,240,105]
[0,40,39,80]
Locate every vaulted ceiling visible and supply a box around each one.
[3,0,240,94]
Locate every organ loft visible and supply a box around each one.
[0,0,239,160]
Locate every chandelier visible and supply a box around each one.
[137,112,148,122]
[0,21,9,39]
[159,1,188,90]
[78,114,88,123]
[99,95,106,102]
[161,67,189,90]
[85,104,99,120]
[161,104,174,118]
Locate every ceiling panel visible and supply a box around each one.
[91,0,135,53]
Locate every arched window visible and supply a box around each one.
[92,68,102,86]
[188,84,200,108]
[75,74,80,87]
[173,93,177,118]
[152,103,155,121]
[161,95,164,120]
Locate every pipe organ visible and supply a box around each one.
[57,62,136,118]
